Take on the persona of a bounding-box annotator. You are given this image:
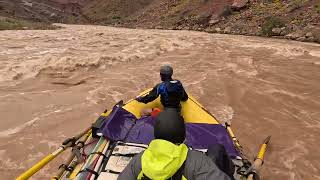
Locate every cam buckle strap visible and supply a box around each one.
[62,137,76,146]
[104,169,121,174]
[58,164,74,172]
[66,166,74,172]
[72,146,84,163]
[78,168,99,177]
[58,164,68,170]
[76,141,85,148]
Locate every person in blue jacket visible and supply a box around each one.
[136,65,188,111]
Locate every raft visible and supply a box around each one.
[17,89,270,180]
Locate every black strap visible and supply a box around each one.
[78,168,99,177]
[111,153,136,157]
[141,173,151,180]
[89,151,108,159]
[76,141,85,148]
[58,164,74,172]
[115,100,124,107]
[243,171,260,180]
[62,137,76,146]
[66,166,74,172]
[105,169,121,174]
[172,162,185,180]
[58,164,67,170]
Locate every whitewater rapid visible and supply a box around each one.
[0,24,319,180]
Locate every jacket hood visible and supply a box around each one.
[141,139,188,179]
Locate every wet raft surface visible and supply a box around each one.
[0,25,319,180]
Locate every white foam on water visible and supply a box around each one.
[264,89,307,100]
[1,90,54,98]
[1,159,19,169]
[0,117,40,137]
[184,72,207,87]
[279,140,309,180]
[212,105,234,124]
[107,90,124,103]
[273,47,306,57]
[0,105,69,137]
[0,150,6,158]
[41,90,54,93]
[0,94,13,98]
[25,152,45,164]
[231,38,317,58]
[87,85,126,104]
[39,140,59,149]
[0,25,195,83]
[309,50,320,58]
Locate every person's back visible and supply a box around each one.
[136,65,188,109]
[118,109,231,180]
[118,140,231,180]
[158,79,187,108]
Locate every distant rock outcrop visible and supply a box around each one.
[231,0,249,10]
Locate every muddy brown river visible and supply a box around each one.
[0,24,319,180]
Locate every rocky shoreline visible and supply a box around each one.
[116,0,320,44]
[1,0,319,43]
[175,0,318,43]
